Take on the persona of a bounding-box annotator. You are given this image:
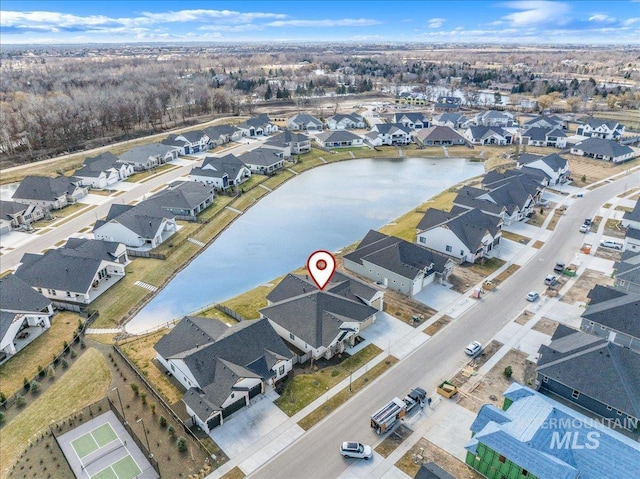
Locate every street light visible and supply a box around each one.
[136,418,152,458]
[349,370,353,393]
[112,387,126,424]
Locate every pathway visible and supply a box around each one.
[287,168,299,175]
[258,184,273,192]
[225,206,243,215]
[133,281,158,292]
[187,237,206,247]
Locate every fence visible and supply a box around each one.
[111,344,216,460]
[1,311,98,411]
[126,249,167,259]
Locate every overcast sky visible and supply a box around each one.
[1,1,639,45]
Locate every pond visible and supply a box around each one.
[126,156,484,333]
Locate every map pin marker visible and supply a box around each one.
[307,250,336,291]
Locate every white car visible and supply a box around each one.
[526,291,539,302]
[600,240,622,250]
[340,441,373,459]
[579,224,589,233]
[464,341,482,357]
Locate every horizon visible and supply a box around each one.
[1,0,639,46]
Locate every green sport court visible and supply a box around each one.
[90,455,143,479]
[71,423,119,459]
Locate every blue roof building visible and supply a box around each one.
[465,383,640,479]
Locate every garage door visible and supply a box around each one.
[206,414,221,430]
[248,383,262,399]
[222,397,246,418]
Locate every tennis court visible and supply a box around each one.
[56,411,158,479]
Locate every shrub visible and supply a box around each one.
[0,392,6,403]
[61,359,68,369]
[23,378,30,391]
[581,174,586,183]
[130,383,139,396]
[16,394,26,408]
[330,370,339,377]
[140,392,147,405]
[38,365,45,378]
[150,403,156,415]
[30,380,41,394]
[77,318,84,331]
[503,366,513,378]
[159,415,167,428]
[47,365,56,380]
[0,411,5,423]
[176,436,187,452]
[167,425,175,437]
[70,349,77,359]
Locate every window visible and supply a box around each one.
[66,292,72,297]
[231,393,235,399]
[170,364,175,372]
[522,470,529,477]
[589,321,594,326]
[460,250,464,256]
[445,245,452,252]
[289,333,295,341]
[617,410,622,416]
[572,390,580,399]
[419,237,426,244]
[543,376,548,383]
[601,325,606,329]
[279,365,285,375]
[498,455,506,464]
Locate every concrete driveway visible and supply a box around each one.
[413,283,461,311]
[490,238,525,263]
[355,312,429,359]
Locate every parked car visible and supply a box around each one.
[464,341,482,357]
[544,274,557,286]
[584,218,592,226]
[600,240,623,250]
[579,224,589,233]
[554,262,566,274]
[526,291,540,302]
[340,441,373,460]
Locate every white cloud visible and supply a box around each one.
[265,18,381,27]
[1,11,116,28]
[139,9,287,24]
[588,14,616,23]
[622,17,640,26]
[500,1,571,26]
[427,18,445,28]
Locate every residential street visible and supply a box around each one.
[249,171,640,479]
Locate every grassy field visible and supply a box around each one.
[221,280,283,319]
[0,348,111,478]
[0,312,82,397]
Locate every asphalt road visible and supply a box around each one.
[250,171,639,479]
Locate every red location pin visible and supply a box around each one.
[307,250,336,291]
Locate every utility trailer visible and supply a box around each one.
[370,387,426,434]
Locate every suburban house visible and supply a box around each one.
[621,200,640,230]
[236,114,278,137]
[73,152,133,188]
[581,285,640,351]
[0,274,54,362]
[0,200,47,231]
[482,168,549,191]
[392,112,430,130]
[614,251,640,294]
[395,92,427,105]
[625,229,640,254]
[517,153,569,186]
[325,113,366,130]
[366,123,413,146]
[536,324,640,431]
[189,154,251,190]
[117,143,180,170]
[93,201,177,249]
[413,463,455,479]
[570,137,634,163]
[521,114,567,131]
[465,383,640,479]
[162,131,210,155]
[286,113,324,132]
[520,126,567,148]
[416,207,503,264]
[154,316,294,432]
[237,148,285,175]
[431,112,469,129]
[266,271,384,311]
[474,110,515,127]
[344,230,454,297]
[14,238,128,310]
[146,181,214,221]
[203,124,244,147]
[454,180,536,225]
[434,96,461,112]
[315,130,364,149]
[260,286,378,363]
[464,126,513,145]
[262,131,311,158]
[12,175,88,211]
[414,126,467,146]
[0,219,11,236]
[576,118,625,140]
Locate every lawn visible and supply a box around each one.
[500,230,531,244]
[275,344,382,416]
[467,258,506,277]
[0,311,82,397]
[124,164,177,183]
[221,276,286,319]
[229,185,270,211]
[0,348,111,478]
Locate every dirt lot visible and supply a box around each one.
[560,268,616,304]
[448,268,486,293]
[374,424,413,458]
[567,155,639,186]
[450,340,504,395]
[532,318,559,336]
[396,437,482,479]
[456,349,537,414]
[383,289,437,326]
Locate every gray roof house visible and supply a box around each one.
[344,230,454,297]
[325,113,366,130]
[453,182,535,225]
[614,250,640,293]
[392,112,430,130]
[474,110,515,127]
[0,200,47,230]
[202,124,243,146]
[482,168,549,191]
[622,200,640,230]
[413,463,455,479]
[431,113,469,129]
[0,274,54,362]
[74,152,134,188]
[576,118,624,140]
[12,176,88,210]
[260,287,378,362]
[434,96,461,112]
[521,114,566,131]
[263,131,311,157]
[236,114,278,137]
[154,316,294,432]
[146,181,214,220]
[367,123,413,146]
[413,126,467,146]
[237,148,285,175]
[117,143,179,170]
[520,126,567,148]
[463,126,513,145]
[417,207,503,264]
[162,131,210,155]
[581,284,640,351]
[464,383,640,479]
[14,238,128,310]
[93,201,177,250]
[189,154,251,190]
[536,324,640,431]
[624,228,640,254]
[315,130,364,149]
[517,152,569,185]
[570,137,634,163]
[286,113,324,132]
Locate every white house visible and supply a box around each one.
[286,114,324,132]
[464,126,513,145]
[315,130,364,149]
[576,118,624,140]
[366,123,413,146]
[475,110,515,127]
[237,148,285,175]
[325,113,366,130]
[12,176,88,211]
[189,154,251,190]
[392,112,430,130]
[570,138,634,163]
[236,114,278,137]
[517,153,569,185]
[118,143,180,170]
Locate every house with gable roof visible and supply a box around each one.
[0,274,54,362]
[521,114,567,131]
[414,126,467,146]
[536,324,640,431]
[576,118,625,140]
[12,176,88,211]
[0,200,47,231]
[474,110,515,127]
[344,230,454,297]
[613,251,640,294]
[93,201,177,249]
[73,152,133,188]
[622,200,640,231]
[465,383,640,479]
[416,207,503,264]
[286,113,324,132]
[15,238,127,309]
[392,112,430,130]
[189,154,251,190]
[570,137,634,163]
[464,126,513,146]
[315,130,364,149]
[520,126,567,148]
[146,181,214,220]
[434,96,461,112]
[262,131,311,158]
[431,112,470,129]
[366,123,413,146]
[517,153,569,185]
[154,316,294,432]
[325,113,366,130]
[482,168,549,192]
[202,124,244,148]
[164,130,210,155]
[453,181,535,225]
[117,143,180,170]
[236,114,278,137]
[237,148,285,175]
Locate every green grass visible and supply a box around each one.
[125,164,177,183]
[274,344,382,416]
[221,277,285,320]
[0,348,111,478]
[501,231,531,244]
[230,186,270,211]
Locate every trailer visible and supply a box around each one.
[370,387,426,434]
